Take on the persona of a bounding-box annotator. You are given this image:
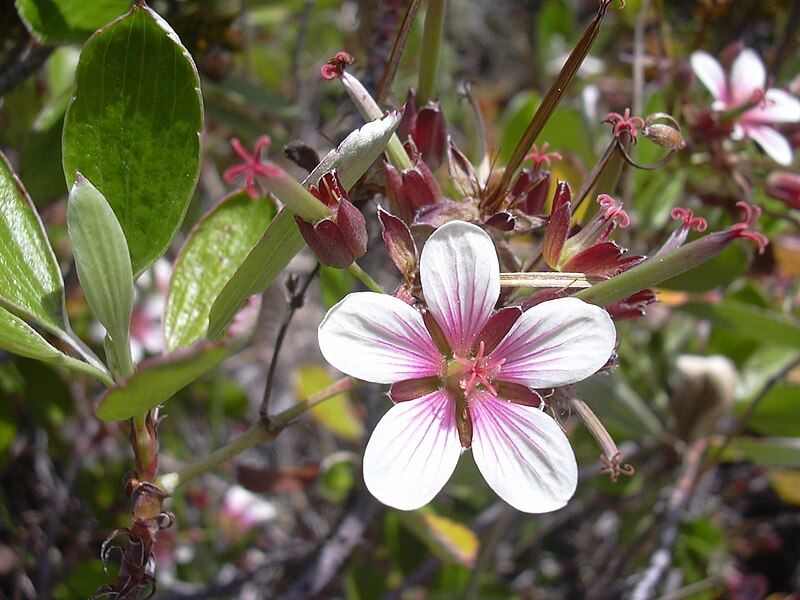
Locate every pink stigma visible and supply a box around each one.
[453,341,505,397]
[728,202,768,253]
[671,207,708,232]
[321,51,353,80]
[597,194,631,228]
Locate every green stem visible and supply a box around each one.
[157,376,358,495]
[416,0,447,106]
[348,262,387,294]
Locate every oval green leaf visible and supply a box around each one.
[62,3,203,277]
[67,174,133,352]
[164,192,275,351]
[15,0,130,44]
[0,151,67,334]
[95,342,233,421]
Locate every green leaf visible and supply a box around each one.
[576,374,665,439]
[62,3,203,276]
[294,364,364,442]
[67,174,133,357]
[398,511,479,567]
[208,208,304,340]
[0,151,67,333]
[164,192,275,351]
[15,0,130,44]
[768,470,800,506]
[722,437,800,469]
[95,342,233,421]
[0,306,113,384]
[742,382,800,437]
[678,300,800,348]
[0,306,65,363]
[305,111,402,190]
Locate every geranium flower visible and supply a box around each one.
[318,221,616,512]
[691,48,800,165]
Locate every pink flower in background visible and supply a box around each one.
[691,48,800,165]
[318,221,616,512]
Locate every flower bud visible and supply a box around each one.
[295,171,368,268]
[398,90,447,168]
[766,171,800,209]
[643,123,686,151]
[384,148,442,223]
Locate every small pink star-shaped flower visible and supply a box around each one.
[524,142,562,169]
[604,108,646,139]
[222,136,281,199]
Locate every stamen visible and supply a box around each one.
[452,341,506,397]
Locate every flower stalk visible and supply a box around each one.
[416,0,447,107]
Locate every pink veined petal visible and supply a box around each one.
[318,292,443,384]
[363,390,462,510]
[490,297,616,388]
[730,48,766,105]
[751,89,800,124]
[746,125,795,166]
[470,391,577,513]
[420,221,500,354]
[690,51,727,102]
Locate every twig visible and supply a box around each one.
[628,439,707,600]
[0,41,53,98]
[281,488,380,600]
[375,0,422,104]
[260,265,320,421]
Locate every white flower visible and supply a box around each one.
[317,221,616,513]
[691,48,800,165]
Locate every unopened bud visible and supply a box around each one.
[766,171,800,209]
[295,171,367,269]
[643,113,686,150]
[670,354,737,442]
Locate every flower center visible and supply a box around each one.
[445,341,505,398]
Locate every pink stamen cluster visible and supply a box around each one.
[671,208,708,232]
[598,194,631,227]
[453,341,506,397]
[321,51,353,80]
[524,142,562,170]
[604,108,646,139]
[223,136,282,199]
[728,202,768,252]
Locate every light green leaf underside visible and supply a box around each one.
[164,192,275,351]
[207,208,304,340]
[67,175,133,347]
[62,3,203,277]
[0,306,112,383]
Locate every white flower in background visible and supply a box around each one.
[317,221,616,513]
[691,48,800,165]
